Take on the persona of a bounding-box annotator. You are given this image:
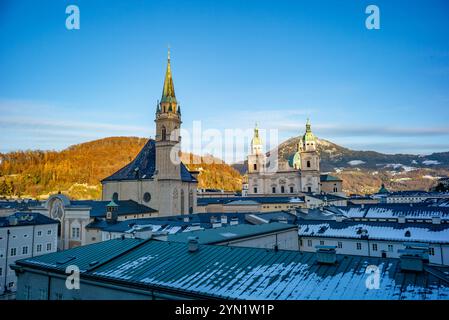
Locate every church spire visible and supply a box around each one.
[161,46,177,104]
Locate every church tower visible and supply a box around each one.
[300,119,320,193]
[154,48,183,215]
[155,48,182,181]
[248,123,266,174]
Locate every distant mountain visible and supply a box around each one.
[232,137,449,195]
[0,137,242,200]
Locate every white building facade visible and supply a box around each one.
[0,212,58,295]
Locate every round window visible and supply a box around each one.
[143,192,151,203]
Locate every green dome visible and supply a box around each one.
[303,118,316,142]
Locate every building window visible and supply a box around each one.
[143,192,151,203]
[320,240,325,246]
[37,244,42,253]
[307,186,312,193]
[307,160,311,168]
[356,243,362,250]
[253,163,257,170]
[337,242,343,249]
[46,243,52,251]
[290,186,294,193]
[429,247,435,256]
[299,239,303,246]
[47,230,52,235]
[55,293,63,300]
[253,187,257,193]
[10,248,17,256]
[307,240,312,247]
[372,244,378,251]
[388,244,393,252]
[71,227,80,239]
[0,267,2,276]
[272,187,276,193]
[281,186,285,193]
[22,246,28,255]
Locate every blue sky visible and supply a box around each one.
[1,0,449,160]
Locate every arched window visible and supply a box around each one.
[307,160,311,168]
[272,187,276,193]
[161,126,167,141]
[253,163,257,170]
[281,186,285,193]
[112,192,119,202]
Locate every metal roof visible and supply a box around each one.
[101,139,196,183]
[320,174,342,182]
[197,196,305,206]
[297,220,449,244]
[330,204,449,220]
[86,212,250,232]
[70,200,157,218]
[0,212,58,228]
[15,239,449,300]
[167,222,297,244]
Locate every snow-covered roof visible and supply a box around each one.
[329,205,449,221]
[297,220,449,244]
[16,239,449,300]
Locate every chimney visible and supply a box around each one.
[432,215,441,225]
[398,215,406,224]
[316,246,337,265]
[210,216,222,228]
[230,217,239,226]
[220,215,228,224]
[8,215,18,226]
[398,248,425,272]
[277,217,288,224]
[188,237,199,252]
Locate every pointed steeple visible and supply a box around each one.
[161,46,177,104]
[252,122,261,145]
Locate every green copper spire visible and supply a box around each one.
[161,47,177,104]
[303,118,316,142]
[252,122,262,146]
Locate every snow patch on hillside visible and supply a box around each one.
[348,160,365,166]
[422,160,441,165]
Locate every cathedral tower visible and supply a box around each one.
[248,123,266,174]
[300,119,320,193]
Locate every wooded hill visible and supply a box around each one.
[0,137,242,200]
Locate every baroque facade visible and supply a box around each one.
[247,120,327,196]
